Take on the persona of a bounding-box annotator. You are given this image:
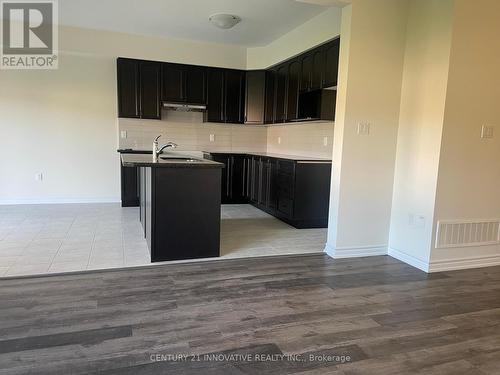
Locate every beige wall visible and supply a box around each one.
[0,24,247,204]
[246,7,342,69]
[388,0,454,267]
[326,0,408,257]
[431,0,500,268]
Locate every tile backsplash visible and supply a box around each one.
[118,110,334,158]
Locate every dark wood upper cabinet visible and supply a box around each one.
[206,68,225,123]
[140,61,161,119]
[274,64,288,123]
[161,63,185,102]
[245,70,266,124]
[225,70,245,124]
[300,53,313,92]
[312,48,326,90]
[117,58,140,118]
[264,70,276,124]
[324,39,340,87]
[185,65,206,104]
[286,60,300,121]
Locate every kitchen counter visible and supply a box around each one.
[121,153,223,168]
[205,151,332,162]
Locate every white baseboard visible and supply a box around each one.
[428,254,500,272]
[324,243,388,259]
[0,198,121,205]
[388,248,430,272]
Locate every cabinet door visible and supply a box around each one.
[300,53,313,92]
[140,61,161,119]
[286,60,300,121]
[161,63,185,102]
[264,70,276,124]
[268,159,278,211]
[206,68,225,123]
[117,58,140,118]
[121,165,139,207]
[312,49,326,90]
[324,39,340,87]
[245,70,266,124]
[211,154,230,203]
[274,64,288,123]
[250,157,260,203]
[185,65,206,104]
[225,70,245,124]
[229,155,246,202]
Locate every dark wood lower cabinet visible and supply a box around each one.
[120,164,140,207]
[209,153,331,228]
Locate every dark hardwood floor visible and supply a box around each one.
[1,254,500,374]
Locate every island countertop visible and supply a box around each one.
[121,153,224,168]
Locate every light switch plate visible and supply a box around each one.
[323,137,328,146]
[481,125,494,139]
[209,134,215,142]
[278,136,281,145]
[120,130,127,139]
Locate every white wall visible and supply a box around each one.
[325,0,408,258]
[430,0,500,270]
[388,0,454,269]
[0,24,247,204]
[246,7,342,69]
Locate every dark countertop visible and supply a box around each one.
[121,153,223,168]
[206,151,332,162]
[117,149,332,162]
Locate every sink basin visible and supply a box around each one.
[160,157,202,162]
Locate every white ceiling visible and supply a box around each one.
[57,0,332,47]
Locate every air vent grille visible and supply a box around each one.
[436,220,500,249]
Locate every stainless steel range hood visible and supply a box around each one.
[162,102,206,112]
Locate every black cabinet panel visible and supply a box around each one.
[121,165,140,207]
[245,70,266,124]
[185,65,206,104]
[300,54,313,92]
[324,39,340,87]
[206,68,225,123]
[274,64,288,123]
[211,154,246,204]
[225,70,245,124]
[264,70,276,124]
[140,62,161,119]
[161,63,185,102]
[312,49,326,90]
[117,58,140,118]
[286,60,300,121]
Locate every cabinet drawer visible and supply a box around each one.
[278,197,294,217]
[277,160,295,175]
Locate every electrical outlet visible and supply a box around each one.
[481,125,494,139]
[323,137,328,146]
[120,130,127,139]
[209,134,215,142]
[278,136,281,145]
[357,122,371,136]
[35,173,43,181]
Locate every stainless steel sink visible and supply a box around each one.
[160,157,202,162]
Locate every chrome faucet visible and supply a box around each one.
[153,135,178,162]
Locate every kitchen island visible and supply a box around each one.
[121,153,223,262]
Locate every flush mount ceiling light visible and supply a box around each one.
[209,14,241,29]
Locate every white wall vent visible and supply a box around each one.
[435,219,500,249]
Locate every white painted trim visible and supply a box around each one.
[388,248,430,273]
[0,198,121,205]
[324,243,387,258]
[428,254,500,273]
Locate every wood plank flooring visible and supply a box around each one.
[0,254,500,374]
